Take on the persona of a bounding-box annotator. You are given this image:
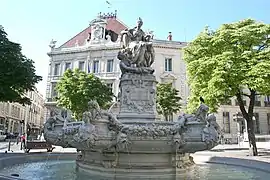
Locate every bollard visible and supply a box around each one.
[8,140,11,151]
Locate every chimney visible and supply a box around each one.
[167,32,172,41]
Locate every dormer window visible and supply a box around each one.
[105,30,118,42]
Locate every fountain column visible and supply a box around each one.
[118,73,159,123]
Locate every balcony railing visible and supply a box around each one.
[47,75,62,81]
[48,72,120,81]
[93,72,121,78]
[46,97,57,103]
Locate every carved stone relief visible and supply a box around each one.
[119,74,157,114]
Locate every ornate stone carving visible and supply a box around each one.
[176,103,210,128]
[44,17,221,178]
[121,123,175,138]
[92,24,103,40]
[119,73,157,117]
[104,131,131,152]
[171,132,186,150]
[44,109,65,131]
[201,113,221,147]
[195,103,209,123]
[82,100,102,123]
[171,154,194,169]
[101,161,115,168]
[118,17,155,75]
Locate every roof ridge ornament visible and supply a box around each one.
[97,10,117,19]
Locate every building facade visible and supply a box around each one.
[217,96,270,142]
[45,12,189,121]
[45,12,270,141]
[0,90,45,135]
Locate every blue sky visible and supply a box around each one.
[0,0,269,97]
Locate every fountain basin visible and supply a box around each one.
[44,107,221,177]
[0,153,270,180]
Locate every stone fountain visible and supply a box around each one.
[44,17,221,179]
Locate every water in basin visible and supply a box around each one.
[0,160,268,180]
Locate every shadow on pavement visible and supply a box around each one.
[208,156,270,173]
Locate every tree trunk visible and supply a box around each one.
[236,89,258,156]
[165,114,168,121]
[246,118,258,156]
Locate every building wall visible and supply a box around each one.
[45,39,186,121]
[217,96,270,142]
[0,90,45,134]
[45,17,270,139]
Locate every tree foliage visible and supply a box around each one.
[56,69,114,120]
[184,19,270,155]
[0,26,42,104]
[156,83,182,121]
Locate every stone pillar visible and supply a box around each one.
[117,73,159,123]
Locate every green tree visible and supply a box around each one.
[156,83,182,121]
[56,69,114,120]
[0,26,42,104]
[184,19,270,156]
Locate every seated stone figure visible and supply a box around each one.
[202,114,221,144]
[206,114,221,134]
[82,100,124,132]
[44,109,65,131]
[82,100,102,124]
[119,17,155,74]
[195,103,209,123]
[118,49,154,75]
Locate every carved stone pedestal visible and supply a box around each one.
[118,73,159,123]
[76,150,195,180]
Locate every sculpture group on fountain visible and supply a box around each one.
[118,17,155,75]
[44,98,221,152]
[43,18,222,171]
